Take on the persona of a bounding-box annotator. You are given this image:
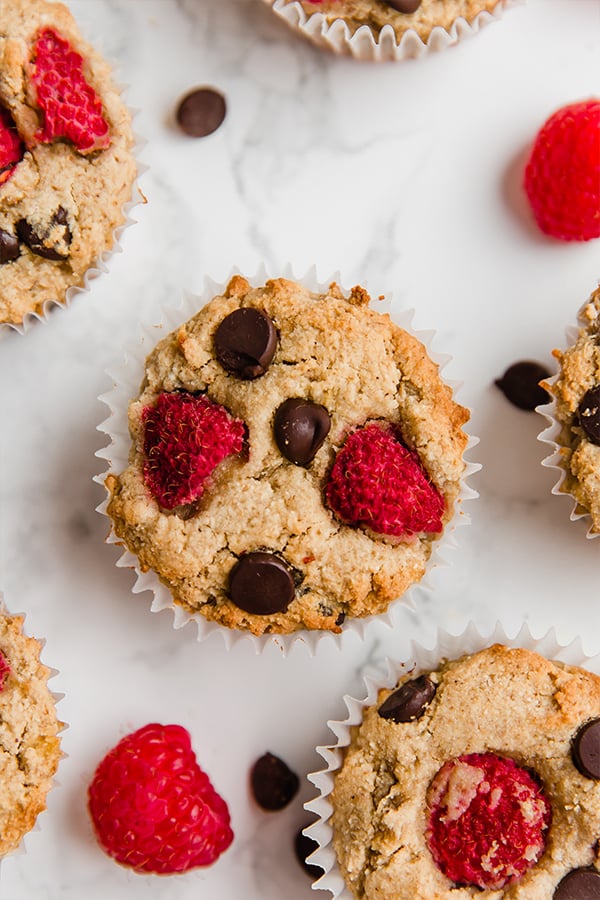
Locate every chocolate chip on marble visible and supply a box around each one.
[572,718,600,780]
[214,308,277,379]
[294,828,323,880]
[0,229,19,264]
[494,361,551,410]
[274,398,331,466]
[250,752,299,811]
[553,867,600,899]
[378,674,436,723]
[386,0,422,11]
[228,551,295,615]
[578,387,600,445]
[176,87,226,138]
[16,206,72,261]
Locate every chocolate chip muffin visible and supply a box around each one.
[331,644,600,899]
[104,276,469,636]
[0,0,136,327]
[0,607,62,857]
[541,285,600,535]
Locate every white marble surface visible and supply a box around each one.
[0,0,599,897]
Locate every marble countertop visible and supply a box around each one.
[1,0,599,897]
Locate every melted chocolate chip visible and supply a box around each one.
[578,387,600,445]
[554,868,600,900]
[215,308,277,379]
[572,718,600,780]
[16,206,72,261]
[494,361,551,410]
[274,398,331,466]
[386,0,422,11]
[228,551,295,615]
[0,229,19,264]
[250,752,299,811]
[378,674,436,723]
[176,87,226,138]
[294,828,323,880]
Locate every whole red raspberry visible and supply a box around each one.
[426,753,551,890]
[325,422,444,537]
[0,106,23,185]
[88,723,234,874]
[523,99,600,241]
[142,392,246,510]
[29,29,110,154]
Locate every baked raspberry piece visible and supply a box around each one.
[0,106,24,185]
[29,28,111,154]
[0,649,10,690]
[426,752,551,890]
[524,99,600,242]
[88,723,234,874]
[142,392,246,510]
[325,422,444,537]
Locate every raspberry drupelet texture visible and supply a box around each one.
[325,422,444,537]
[29,29,111,154]
[426,752,551,890]
[524,99,600,242]
[0,106,24,185]
[0,649,10,691]
[142,392,246,510]
[88,723,234,874]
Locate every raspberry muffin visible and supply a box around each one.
[540,285,600,536]
[264,0,509,59]
[0,606,62,857]
[0,0,136,328]
[104,276,469,637]
[329,644,600,899]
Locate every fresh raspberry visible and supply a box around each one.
[29,29,110,154]
[0,106,24,185]
[426,753,551,890]
[0,650,11,690]
[325,423,444,537]
[88,723,234,874]
[523,99,600,241]
[142,392,245,510]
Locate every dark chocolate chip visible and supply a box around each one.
[228,551,295,615]
[215,307,277,379]
[578,387,600,445]
[0,229,19,264]
[16,206,72,261]
[554,868,600,900]
[378,674,436,723]
[294,828,323,880]
[494,360,551,410]
[250,752,299,811]
[572,718,600,780]
[274,398,331,466]
[176,88,226,138]
[386,0,422,11]
[335,612,346,627]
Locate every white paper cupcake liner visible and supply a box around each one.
[263,0,520,62]
[537,305,600,540]
[0,593,66,865]
[95,264,479,655]
[304,620,600,896]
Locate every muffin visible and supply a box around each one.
[0,606,62,857]
[539,285,600,536]
[0,0,136,328]
[103,275,469,637]
[264,0,512,61]
[325,643,600,899]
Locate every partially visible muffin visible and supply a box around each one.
[0,0,136,327]
[0,609,62,857]
[542,285,600,534]
[105,276,469,636]
[332,644,600,899]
